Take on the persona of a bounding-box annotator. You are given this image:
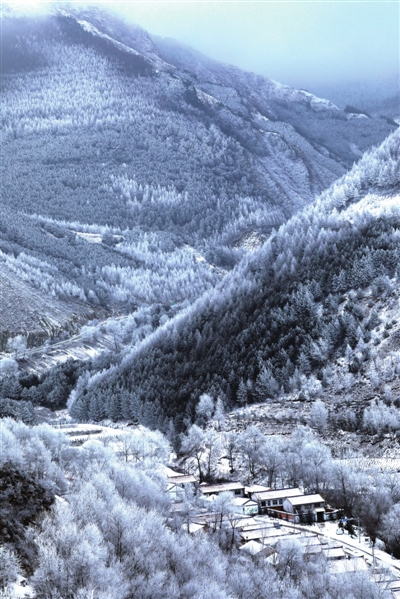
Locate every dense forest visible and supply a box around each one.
[0,7,399,437]
[68,129,400,430]
[1,6,400,598]
[0,8,396,332]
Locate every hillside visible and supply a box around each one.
[68,128,400,431]
[3,7,400,598]
[0,7,396,348]
[311,77,400,121]
[0,261,91,351]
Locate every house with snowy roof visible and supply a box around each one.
[283,494,325,523]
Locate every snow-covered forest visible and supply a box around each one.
[2,418,399,599]
[67,129,400,430]
[1,5,400,597]
[0,10,396,320]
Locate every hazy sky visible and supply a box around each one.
[100,0,399,89]
[5,0,400,89]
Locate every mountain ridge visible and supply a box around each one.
[0,5,398,396]
[68,128,400,429]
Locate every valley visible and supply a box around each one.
[1,8,396,326]
[0,4,399,599]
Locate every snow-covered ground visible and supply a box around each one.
[9,576,35,599]
[57,422,131,445]
[72,231,103,244]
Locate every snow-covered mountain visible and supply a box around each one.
[3,9,400,597]
[69,128,400,429]
[0,6,396,346]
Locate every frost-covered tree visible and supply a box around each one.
[309,399,328,433]
[223,431,239,473]
[196,393,215,425]
[356,487,392,546]
[204,429,222,482]
[363,400,400,436]
[180,425,206,482]
[276,538,304,583]
[259,437,284,488]
[238,426,265,478]
[380,503,400,558]
[6,336,27,359]
[213,396,226,431]
[0,547,21,592]
[0,357,18,376]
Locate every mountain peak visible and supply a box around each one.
[56,6,174,71]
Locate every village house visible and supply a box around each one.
[165,468,370,580]
[244,484,271,499]
[282,493,326,523]
[240,540,276,559]
[254,487,303,516]
[166,468,197,502]
[231,497,259,516]
[199,482,245,497]
[167,474,197,501]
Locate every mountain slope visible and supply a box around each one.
[1,8,395,242]
[0,261,91,351]
[69,129,400,429]
[0,6,396,349]
[153,35,393,167]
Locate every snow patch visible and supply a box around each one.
[255,112,269,122]
[269,79,340,112]
[349,142,363,157]
[232,231,267,251]
[194,86,220,107]
[73,231,103,244]
[77,19,143,57]
[345,194,400,223]
[9,576,34,599]
[346,113,369,120]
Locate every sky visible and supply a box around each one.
[3,0,400,90]
[97,0,400,89]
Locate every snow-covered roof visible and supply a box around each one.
[297,535,320,546]
[241,523,274,532]
[232,497,257,507]
[241,527,288,542]
[245,484,271,494]
[168,474,197,485]
[329,558,368,574]
[285,494,324,506]
[200,482,245,494]
[304,545,322,555]
[227,516,258,528]
[322,547,346,560]
[255,488,303,501]
[165,467,185,477]
[240,540,265,555]
[183,522,205,535]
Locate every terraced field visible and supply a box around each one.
[0,262,92,350]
